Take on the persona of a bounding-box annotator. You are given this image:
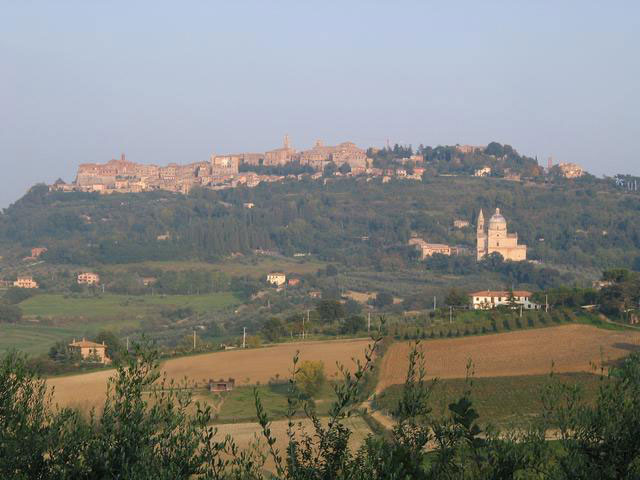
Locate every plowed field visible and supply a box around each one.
[48,338,372,411]
[377,324,640,392]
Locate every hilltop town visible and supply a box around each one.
[51,137,586,195]
[53,137,373,194]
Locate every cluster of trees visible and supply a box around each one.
[259,298,368,342]
[0,287,32,323]
[425,252,575,289]
[3,340,640,479]
[537,269,640,320]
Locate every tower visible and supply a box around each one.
[476,209,486,260]
[283,134,290,150]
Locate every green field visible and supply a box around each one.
[201,382,338,424]
[373,373,604,429]
[19,292,240,319]
[1,292,241,356]
[0,323,129,356]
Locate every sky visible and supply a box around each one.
[1,1,639,207]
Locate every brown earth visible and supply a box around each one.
[377,324,640,392]
[48,338,372,412]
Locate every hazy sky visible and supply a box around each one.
[2,1,639,207]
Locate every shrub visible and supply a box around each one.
[296,360,326,398]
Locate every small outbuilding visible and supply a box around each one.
[208,378,236,392]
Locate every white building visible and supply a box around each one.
[469,290,540,310]
[474,166,492,177]
[266,272,286,287]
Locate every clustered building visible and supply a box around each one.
[55,136,373,195]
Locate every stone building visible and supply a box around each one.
[476,208,527,261]
[264,135,296,166]
[211,155,240,176]
[14,276,38,289]
[408,238,452,259]
[77,272,100,285]
[557,162,584,178]
[298,140,368,172]
[208,378,235,392]
[266,272,286,286]
[68,338,111,364]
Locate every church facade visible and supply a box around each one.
[476,208,527,261]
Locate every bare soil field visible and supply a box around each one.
[377,324,640,392]
[48,338,372,411]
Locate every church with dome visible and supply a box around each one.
[476,208,527,261]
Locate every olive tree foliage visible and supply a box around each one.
[3,336,640,478]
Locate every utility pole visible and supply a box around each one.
[126,336,129,352]
[520,305,523,318]
[434,296,437,311]
[367,312,371,333]
[545,295,549,313]
[303,310,309,339]
[449,306,453,324]
[193,330,196,350]
[242,327,246,349]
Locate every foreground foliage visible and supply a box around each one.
[1,336,640,479]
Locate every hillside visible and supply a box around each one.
[1,175,639,270]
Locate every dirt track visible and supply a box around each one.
[377,324,640,392]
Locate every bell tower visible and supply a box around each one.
[476,209,487,260]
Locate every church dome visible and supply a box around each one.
[489,208,506,228]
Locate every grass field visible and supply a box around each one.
[0,292,240,355]
[374,373,604,429]
[376,324,640,392]
[101,257,326,278]
[0,319,145,356]
[19,292,240,319]
[197,382,338,424]
[47,338,373,412]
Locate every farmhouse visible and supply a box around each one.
[68,338,111,364]
[266,272,286,286]
[77,272,100,285]
[31,247,48,258]
[208,378,235,392]
[14,276,38,289]
[469,290,540,310]
[142,276,157,286]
